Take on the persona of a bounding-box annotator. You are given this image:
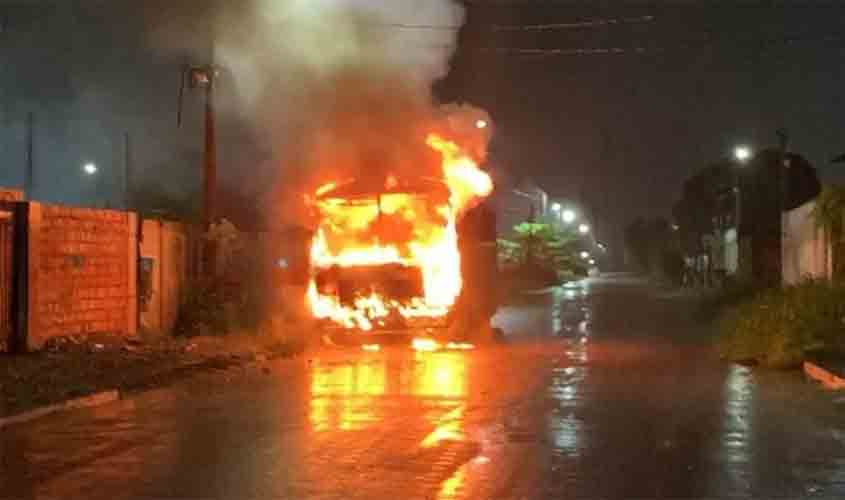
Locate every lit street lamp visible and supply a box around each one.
[551,202,561,212]
[580,251,590,260]
[578,223,590,234]
[734,145,752,162]
[589,258,596,266]
[82,162,98,175]
[562,209,576,224]
[732,144,753,236]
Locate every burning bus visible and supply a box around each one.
[305,134,498,345]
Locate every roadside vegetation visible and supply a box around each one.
[718,185,845,369]
[498,221,589,290]
[718,279,845,369]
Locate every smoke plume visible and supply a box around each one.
[150,0,492,226]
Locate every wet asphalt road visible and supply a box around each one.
[3,273,845,499]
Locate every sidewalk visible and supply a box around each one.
[1,330,304,421]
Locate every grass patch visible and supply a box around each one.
[718,279,845,369]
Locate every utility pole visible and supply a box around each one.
[776,128,790,283]
[777,128,790,208]
[25,112,33,199]
[178,64,220,230]
[203,72,216,230]
[177,64,221,274]
[123,131,131,210]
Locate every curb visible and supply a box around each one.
[804,361,845,390]
[0,343,303,430]
[0,390,120,429]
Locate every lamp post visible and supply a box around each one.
[732,145,753,235]
[82,162,100,207]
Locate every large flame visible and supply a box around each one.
[307,133,493,331]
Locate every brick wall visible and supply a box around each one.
[27,202,137,349]
[0,188,23,201]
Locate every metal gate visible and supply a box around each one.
[0,204,14,352]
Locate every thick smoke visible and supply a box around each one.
[150,0,491,226]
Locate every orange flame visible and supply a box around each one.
[307,134,493,331]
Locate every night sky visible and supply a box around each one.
[3,1,845,250]
[439,1,845,247]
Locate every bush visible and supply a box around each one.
[719,279,845,368]
[174,278,230,337]
[699,278,763,319]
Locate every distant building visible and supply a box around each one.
[737,149,820,285]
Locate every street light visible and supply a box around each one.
[562,209,576,224]
[580,251,590,260]
[578,223,590,234]
[551,202,561,212]
[589,258,596,266]
[734,145,752,162]
[82,162,98,175]
[476,119,488,129]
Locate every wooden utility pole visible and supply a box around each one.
[25,112,33,199]
[123,131,131,210]
[178,65,219,230]
[203,75,216,230]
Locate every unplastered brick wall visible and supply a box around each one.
[27,202,137,349]
[0,188,23,201]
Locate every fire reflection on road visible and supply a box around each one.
[309,350,468,432]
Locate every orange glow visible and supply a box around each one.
[414,352,467,398]
[421,405,465,448]
[307,133,493,331]
[309,361,386,432]
[445,342,475,350]
[412,338,441,352]
[438,467,466,499]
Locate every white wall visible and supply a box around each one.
[724,228,738,274]
[782,199,830,285]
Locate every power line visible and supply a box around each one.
[493,15,655,31]
[472,31,845,57]
[371,15,655,32]
[481,47,653,56]
[375,22,461,31]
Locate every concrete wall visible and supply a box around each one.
[139,219,189,335]
[782,199,831,285]
[27,202,137,349]
[724,228,738,275]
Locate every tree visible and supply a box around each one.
[672,161,735,258]
[624,217,683,283]
[498,222,588,282]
